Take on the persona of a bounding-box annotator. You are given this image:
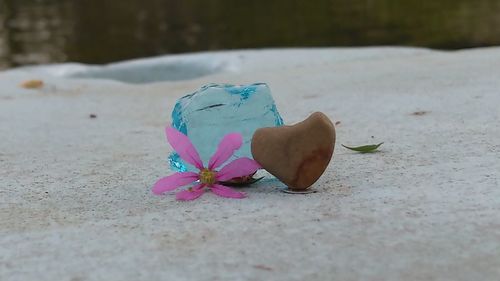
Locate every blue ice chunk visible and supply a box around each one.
[169,83,284,172]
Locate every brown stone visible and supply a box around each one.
[251,112,336,190]
[20,79,44,89]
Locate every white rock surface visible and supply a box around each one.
[1,47,500,281]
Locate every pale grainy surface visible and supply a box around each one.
[1,47,500,281]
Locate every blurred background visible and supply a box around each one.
[1,0,500,70]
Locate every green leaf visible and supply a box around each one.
[342,142,383,153]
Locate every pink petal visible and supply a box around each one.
[176,184,205,201]
[152,172,199,195]
[208,133,243,169]
[166,127,204,170]
[216,157,262,181]
[211,184,246,199]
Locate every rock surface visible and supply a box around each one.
[1,47,500,281]
[252,112,335,190]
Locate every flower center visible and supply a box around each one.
[199,169,216,185]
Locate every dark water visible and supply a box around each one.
[1,0,500,69]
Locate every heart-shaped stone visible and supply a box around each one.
[251,112,336,190]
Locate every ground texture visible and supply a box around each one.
[1,47,500,281]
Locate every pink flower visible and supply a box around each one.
[152,127,262,201]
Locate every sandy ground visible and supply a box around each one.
[1,47,500,281]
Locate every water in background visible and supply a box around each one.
[1,0,500,69]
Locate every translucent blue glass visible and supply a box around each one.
[169,83,284,172]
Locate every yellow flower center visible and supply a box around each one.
[199,169,216,185]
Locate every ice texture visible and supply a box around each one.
[169,83,284,172]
